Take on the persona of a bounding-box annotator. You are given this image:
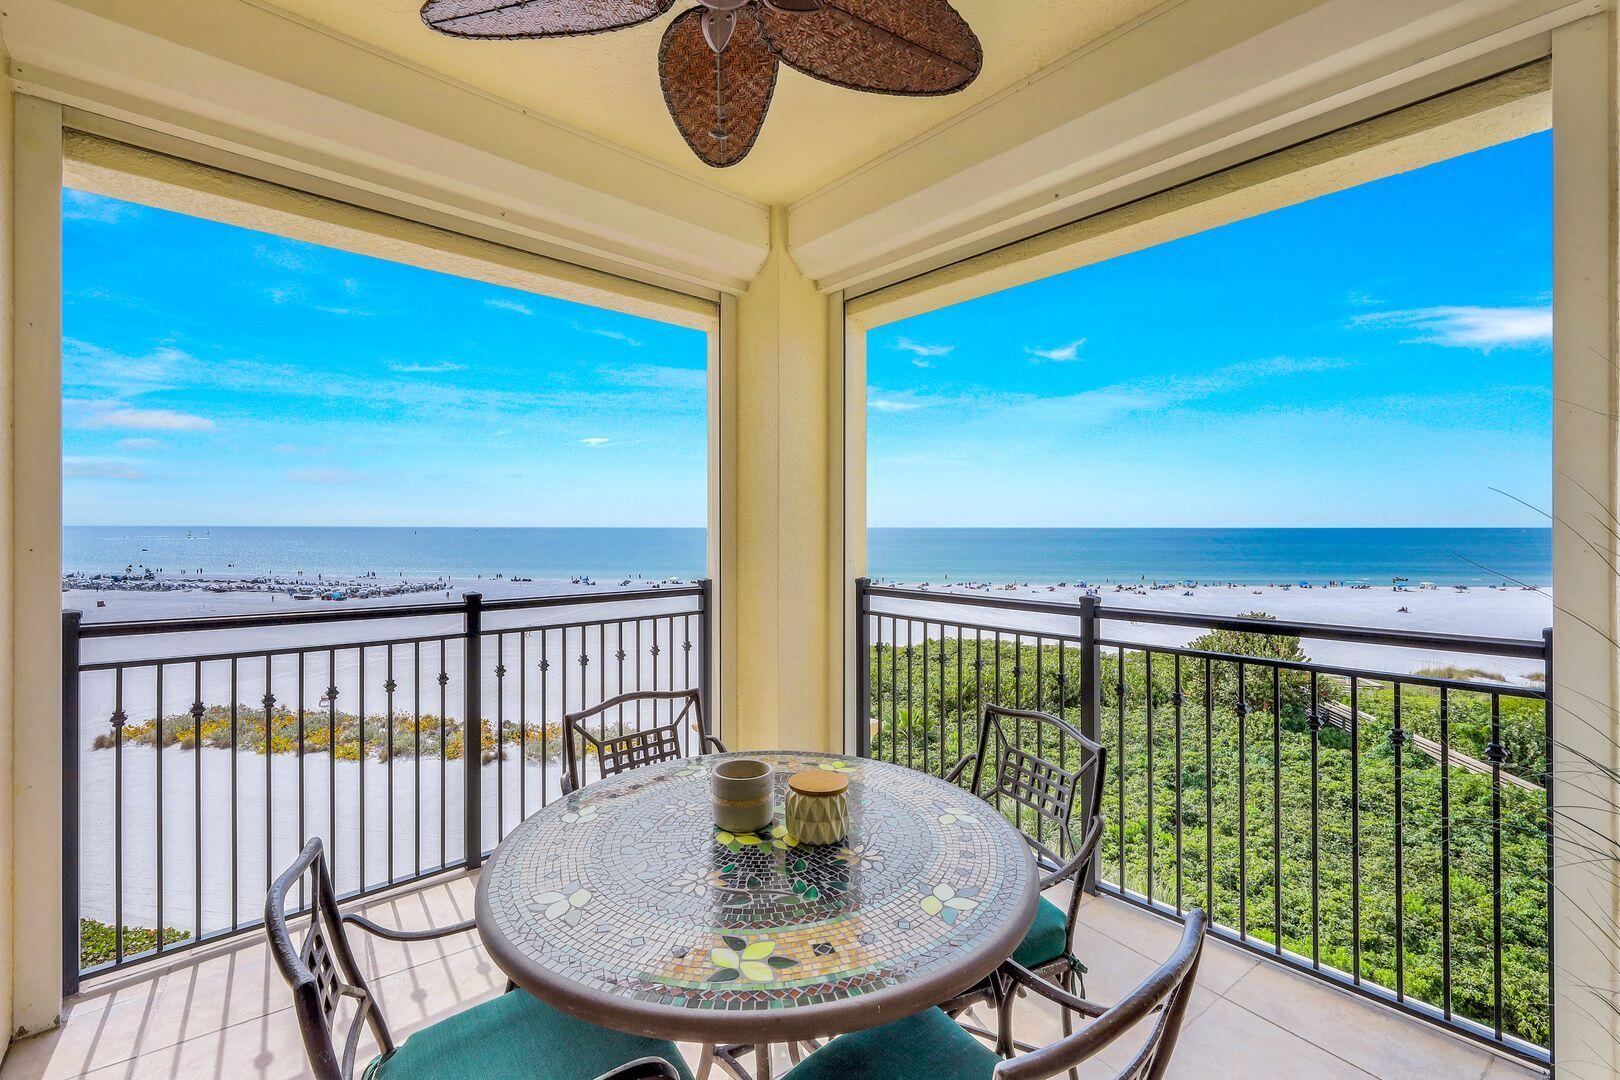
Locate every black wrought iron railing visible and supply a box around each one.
[63,583,712,991]
[856,578,1553,1066]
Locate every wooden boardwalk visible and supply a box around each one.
[1317,699,1543,793]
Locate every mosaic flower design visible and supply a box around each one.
[561,805,599,826]
[534,882,592,925]
[920,883,978,924]
[837,841,883,873]
[937,807,972,826]
[770,826,800,851]
[708,935,799,983]
[674,864,725,897]
[715,828,766,851]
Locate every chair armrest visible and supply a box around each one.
[701,736,728,754]
[596,1058,683,1080]
[1038,814,1105,891]
[1000,960,1108,1019]
[340,913,477,942]
[943,752,976,785]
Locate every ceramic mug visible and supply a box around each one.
[712,758,775,834]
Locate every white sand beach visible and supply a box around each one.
[63,575,1553,950]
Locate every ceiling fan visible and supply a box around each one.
[419,1,984,168]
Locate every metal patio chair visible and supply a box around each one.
[777,910,1209,1080]
[561,687,725,795]
[265,838,692,1080]
[941,704,1107,1056]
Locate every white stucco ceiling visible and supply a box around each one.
[257,0,1171,206]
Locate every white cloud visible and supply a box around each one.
[63,191,141,225]
[287,467,363,484]
[1353,305,1552,351]
[570,320,643,347]
[485,298,534,316]
[869,397,927,413]
[1026,339,1085,363]
[388,361,466,374]
[895,337,954,358]
[82,408,214,432]
[64,457,146,480]
[265,286,305,306]
[911,359,933,369]
[580,437,611,447]
[599,365,705,391]
[116,438,163,451]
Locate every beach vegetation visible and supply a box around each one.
[90,705,571,765]
[867,622,1549,1048]
[80,918,189,967]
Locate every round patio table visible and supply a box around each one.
[476,751,1038,1065]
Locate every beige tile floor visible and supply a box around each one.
[1,873,1546,1080]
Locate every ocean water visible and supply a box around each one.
[62,526,1552,586]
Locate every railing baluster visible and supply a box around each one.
[1203,656,1214,921]
[263,656,275,904]
[230,658,239,929]
[1440,684,1452,1019]
[1489,692,1505,1040]
[297,652,306,913]
[1350,675,1362,986]
[1309,671,1321,970]
[192,662,203,946]
[1117,645,1126,890]
[1173,654,1183,914]
[327,650,337,889]
[1145,649,1154,907]
[438,640,448,860]
[359,647,367,890]
[114,667,126,966]
[1393,680,1405,1000]
[1272,665,1282,956]
[494,635,505,842]
[538,630,549,807]
[386,644,397,884]
[463,593,483,870]
[1237,659,1247,940]
[518,633,528,823]
[937,624,947,779]
[414,641,423,879]
[154,663,164,956]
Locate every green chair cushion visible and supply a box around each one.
[366,988,693,1080]
[1011,895,1069,969]
[780,1007,998,1080]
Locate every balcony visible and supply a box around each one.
[8,582,1553,1078]
[0,873,1538,1079]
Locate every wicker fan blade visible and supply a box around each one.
[660,7,778,168]
[757,0,981,96]
[421,0,673,39]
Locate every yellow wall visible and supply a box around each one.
[729,208,838,753]
[0,74,14,1045]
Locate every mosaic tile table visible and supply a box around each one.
[476,751,1038,1048]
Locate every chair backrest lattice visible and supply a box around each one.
[562,688,722,794]
[965,704,1105,871]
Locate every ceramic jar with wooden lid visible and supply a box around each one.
[786,769,851,845]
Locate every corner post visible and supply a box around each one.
[1078,596,1102,891]
[855,578,872,757]
[61,611,83,997]
[463,592,483,870]
[699,579,715,744]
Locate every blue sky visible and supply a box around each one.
[868,130,1553,528]
[61,193,710,526]
[65,130,1550,530]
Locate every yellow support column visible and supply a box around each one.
[726,207,838,753]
